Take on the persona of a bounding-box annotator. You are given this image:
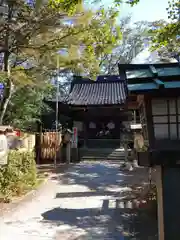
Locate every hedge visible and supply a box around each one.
[0,150,37,202]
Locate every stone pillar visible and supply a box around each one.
[156,166,180,240]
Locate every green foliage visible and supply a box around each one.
[0,72,8,84]
[94,0,139,6]
[0,0,122,124]
[166,0,180,20]
[0,151,37,202]
[3,85,54,130]
[100,17,149,74]
[148,14,180,59]
[145,0,180,59]
[48,0,82,14]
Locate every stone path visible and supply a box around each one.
[0,161,158,239]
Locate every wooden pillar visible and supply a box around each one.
[124,142,128,162]
[155,166,164,240]
[83,121,87,148]
[133,110,136,124]
[119,122,121,148]
[156,166,180,240]
[66,142,71,164]
[71,126,79,162]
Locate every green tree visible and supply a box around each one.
[146,20,178,62]
[0,0,121,126]
[3,85,54,130]
[94,0,140,6]
[148,1,180,57]
[100,17,150,74]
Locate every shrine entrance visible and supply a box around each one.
[46,75,137,150]
[85,118,121,148]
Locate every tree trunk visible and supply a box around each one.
[0,78,14,124]
[0,2,13,124]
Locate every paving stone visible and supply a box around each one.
[0,161,158,240]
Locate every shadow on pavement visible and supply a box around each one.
[43,161,158,239]
[42,198,158,239]
[53,162,150,194]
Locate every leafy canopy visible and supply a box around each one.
[0,0,121,126]
[100,17,150,74]
[147,1,180,55]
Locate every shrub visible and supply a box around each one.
[0,150,37,202]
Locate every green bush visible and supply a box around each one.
[0,150,37,202]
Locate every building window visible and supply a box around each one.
[152,98,180,140]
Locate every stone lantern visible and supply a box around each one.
[119,62,180,240]
[62,128,72,164]
[63,128,72,144]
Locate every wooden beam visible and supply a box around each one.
[137,95,144,105]
[127,101,139,110]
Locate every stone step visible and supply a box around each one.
[81,156,125,161]
[80,150,126,155]
[101,198,148,209]
[80,147,127,152]
[81,154,125,159]
[81,155,126,160]
[79,148,128,161]
[80,153,126,158]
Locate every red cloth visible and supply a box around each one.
[14,130,20,137]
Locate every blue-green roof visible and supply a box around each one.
[119,63,180,93]
[128,81,180,91]
[126,69,153,79]
[126,67,180,79]
[128,83,158,91]
[164,81,180,88]
[157,67,180,77]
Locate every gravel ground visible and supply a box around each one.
[0,161,158,240]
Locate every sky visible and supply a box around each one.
[120,0,169,22]
[89,0,169,23]
[87,0,173,64]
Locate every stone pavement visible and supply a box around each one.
[0,161,158,240]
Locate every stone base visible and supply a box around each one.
[121,162,133,171]
[132,159,139,168]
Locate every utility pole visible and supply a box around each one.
[54,54,60,167]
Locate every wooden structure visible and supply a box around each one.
[47,75,138,149]
[118,62,180,240]
[35,130,62,164]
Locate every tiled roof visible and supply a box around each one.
[64,81,127,106]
